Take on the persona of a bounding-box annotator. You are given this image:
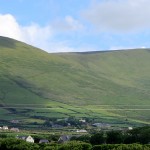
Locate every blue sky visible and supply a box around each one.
[0,0,150,52]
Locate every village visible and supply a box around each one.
[0,123,149,150]
[0,118,134,145]
[0,124,87,144]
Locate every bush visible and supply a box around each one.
[125,126,150,144]
[70,135,91,143]
[58,141,91,150]
[0,138,39,150]
[106,131,125,144]
[44,146,57,150]
[114,144,146,150]
[92,144,119,150]
[92,144,150,150]
[80,142,92,150]
[90,132,105,145]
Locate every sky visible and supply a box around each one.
[0,0,150,53]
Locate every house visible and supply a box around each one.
[79,119,86,123]
[10,120,19,124]
[39,139,49,144]
[58,135,71,143]
[10,127,19,132]
[17,135,34,143]
[25,136,34,143]
[128,127,133,130]
[3,126,8,130]
[92,123,111,128]
[76,129,87,133]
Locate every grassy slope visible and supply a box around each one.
[0,36,150,125]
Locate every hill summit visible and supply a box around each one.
[0,36,150,126]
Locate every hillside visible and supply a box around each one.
[0,36,150,126]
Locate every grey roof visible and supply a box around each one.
[39,139,49,143]
[92,123,111,127]
[17,136,27,140]
[58,135,70,143]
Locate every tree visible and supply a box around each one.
[90,132,105,145]
[71,135,91,143]
[106,131,125,144]
[0,138,39,150]
[59,141,83,150]
[125,126,150,144]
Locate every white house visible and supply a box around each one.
[10,127,19,132]
[79,119,86,123]
[128,127,133,130]
[76,129,87,133]
[3,126,8,130]
[17,135,34,143]
[26,136,34,143]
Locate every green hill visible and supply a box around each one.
[0,36,150,126]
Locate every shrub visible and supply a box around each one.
[90,132,105,145]
[58,141,91,150]
[0,138,39,150]
[92,144,119,150]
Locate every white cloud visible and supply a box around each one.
[64,16,84,31]
[0,14,53,51]
[109,46,136,50]
[22,23,52,50]
[82,0,150,32]
[0,14,86,53]
[109,45,147,50]
[0,14,24,40]
[52,15,84,32]
[42,41,98,53]
[47,41,76,52]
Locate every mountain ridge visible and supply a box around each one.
[0,36,149,126]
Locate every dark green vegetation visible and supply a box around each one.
[72,126,150,145]
[1,127,150,150]
[0,36,150,127]
[1,139,149,150]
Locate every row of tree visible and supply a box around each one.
[71,126,150,145]
[0,138,150,150]
[0,126,149,149]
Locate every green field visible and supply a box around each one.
[0,36,150,126]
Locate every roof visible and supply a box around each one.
[39,139,49,143]
[17,135,33,140]
[58,135,70,143]
[76,129,87,133]
[10,128,19,131]
[92,123,111,127]
[17,136,27,140]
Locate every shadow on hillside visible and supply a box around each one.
[0,36,16,49]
